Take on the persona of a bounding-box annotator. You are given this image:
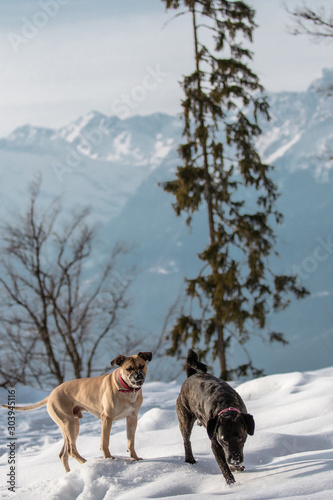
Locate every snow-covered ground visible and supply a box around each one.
[1,366,333,499]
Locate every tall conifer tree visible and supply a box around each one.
[161,0,308,378]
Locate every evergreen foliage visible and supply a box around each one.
[161,0,309,379]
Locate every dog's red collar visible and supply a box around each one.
[118,370,141,393]
[218,407,241,416]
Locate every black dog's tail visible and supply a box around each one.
[186,349,208,378]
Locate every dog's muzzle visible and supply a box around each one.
[132,371,145,387]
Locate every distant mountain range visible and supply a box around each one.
[0,69,332,379]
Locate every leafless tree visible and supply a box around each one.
[285,2,333,162]
[0,178,137,387]
[285,3,333,41]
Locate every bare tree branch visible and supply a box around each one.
[0,178,137,387]
[285,3,333,40]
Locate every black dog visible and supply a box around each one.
[176,349,255,484]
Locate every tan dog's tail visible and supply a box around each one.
[1,397,48,411]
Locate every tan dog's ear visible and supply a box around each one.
[111,355,127,367]
[137,352,152,362]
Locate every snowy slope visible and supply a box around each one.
[0,366,332,499]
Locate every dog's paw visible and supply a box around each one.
[185,457,197,464]
[226,474,236,485]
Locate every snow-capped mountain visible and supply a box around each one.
[0,112,181,221]
[0,69,332,378]
[257,68,333,180]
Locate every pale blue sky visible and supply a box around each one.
[0,0,332,136]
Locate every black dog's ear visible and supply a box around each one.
[137,352,153,362]
[207,417,218,440]
[111,355,127,367]
[242,413,255,436]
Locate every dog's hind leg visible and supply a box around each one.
[59,435,70,472]
[59,413,82,471]
[62,419,87,466]
[48,402,86,470]
[176,399,196,464]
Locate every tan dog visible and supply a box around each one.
[1,351,152,472]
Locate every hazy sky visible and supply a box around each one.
[0,0,332,136]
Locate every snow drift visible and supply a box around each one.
[0,366,332,499]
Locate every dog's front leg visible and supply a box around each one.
[211,439,235,485]
[126,413,142,460]
[101,415,114,459]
